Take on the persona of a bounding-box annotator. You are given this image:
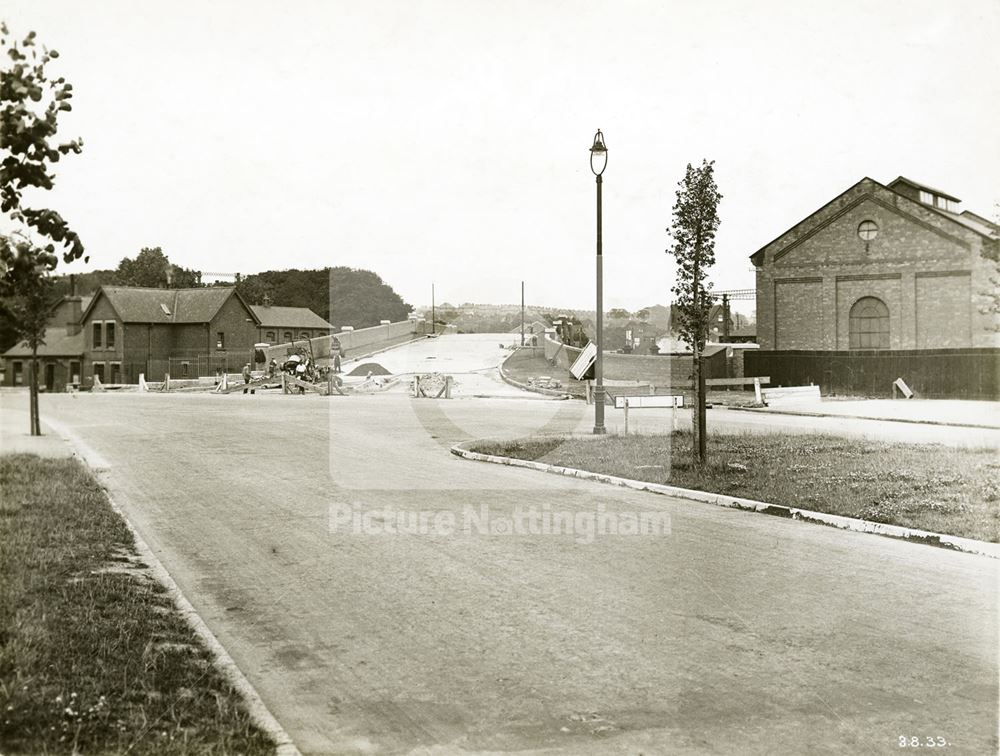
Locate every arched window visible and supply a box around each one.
[299,331,309,340]
[265,331,275,342]
[849,297,889,349]
[283,331,292,342]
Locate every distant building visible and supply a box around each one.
[3,287,343,388]
[250,304,333,345]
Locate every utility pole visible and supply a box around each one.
[722,293,731,341]
[431,283,435,335]
[521,280,525,346]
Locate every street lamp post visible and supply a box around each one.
[590,130,608,434]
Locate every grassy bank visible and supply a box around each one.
[470,433,1000,542]
[0,455,274,755]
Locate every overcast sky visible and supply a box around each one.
[5,1,999,313]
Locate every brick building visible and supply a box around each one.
[1,295,91,392]
[748,176,999,397]
[80,286,264,383]
[250,303,333,345]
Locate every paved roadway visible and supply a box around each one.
[1,339,997,755]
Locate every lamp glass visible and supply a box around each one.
[590,131,607,176]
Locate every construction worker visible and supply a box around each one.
[242,363,255,395]
[333,350,342,374]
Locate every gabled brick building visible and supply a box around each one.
[81,286,261,382]
[1,295,91,392]
[748,176,999,397]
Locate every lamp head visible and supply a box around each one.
[590,130,608,176]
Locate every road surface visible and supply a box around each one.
[1,337,996,754]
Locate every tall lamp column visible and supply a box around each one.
[590,130,608,435]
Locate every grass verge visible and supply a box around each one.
[0,454,275,755]
[470,432,1000,542]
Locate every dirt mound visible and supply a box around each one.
[347,362,393,377]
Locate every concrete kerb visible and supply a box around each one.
[724,404,1000,430]
[450,440,1000,560]
[45,423,302,756]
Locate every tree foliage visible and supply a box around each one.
[666,159,722,352]
[237,267,411,328]
[0,25,84,274]
[607,308,631,320]
[113,247,201,288]
[1,25,85,434]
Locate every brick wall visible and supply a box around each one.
[209,294,258,358]
[82,296,122,383]
[754,178,1000,350]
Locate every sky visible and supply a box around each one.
[4,0,999,314]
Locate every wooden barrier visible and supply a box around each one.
[704,376,770,387]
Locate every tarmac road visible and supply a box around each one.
[2,385,996,755]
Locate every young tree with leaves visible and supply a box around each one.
[666,159,722,466]
[1,25,85,434]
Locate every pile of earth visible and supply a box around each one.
[347,362,393,377]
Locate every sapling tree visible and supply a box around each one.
[1,24,86,434]
[666,159,722,466]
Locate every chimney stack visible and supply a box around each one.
[65,283,83,336]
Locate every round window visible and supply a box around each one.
[858,220,879,241]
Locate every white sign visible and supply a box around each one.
[569,342,598,380]
[614,394,684,409]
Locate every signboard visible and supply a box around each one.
[569,342,598,380]
[614,394,684,410]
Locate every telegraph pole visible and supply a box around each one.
[431,283,435,335]
[521,281,525,346]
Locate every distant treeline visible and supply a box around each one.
[237,267,412,327]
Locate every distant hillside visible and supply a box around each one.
[237,267,411,328]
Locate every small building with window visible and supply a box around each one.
[748,176,999,397]
[249,303,333,345]
[1,294,89,392]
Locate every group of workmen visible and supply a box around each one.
[240,350,343,395]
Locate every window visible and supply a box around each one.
[299,331,309,340]
[93,362,105,383]
[13,361,23,386]
[849,297,890,349]
[265,331,276,342]
[857,220,879,241]
[106,321,116,349]
[93,321,103,348]
[216,332,225,349]
[283,331,292,342]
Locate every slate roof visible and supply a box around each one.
[82,286,257,324]
[250,305,332,330]
[3,327,85,357]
